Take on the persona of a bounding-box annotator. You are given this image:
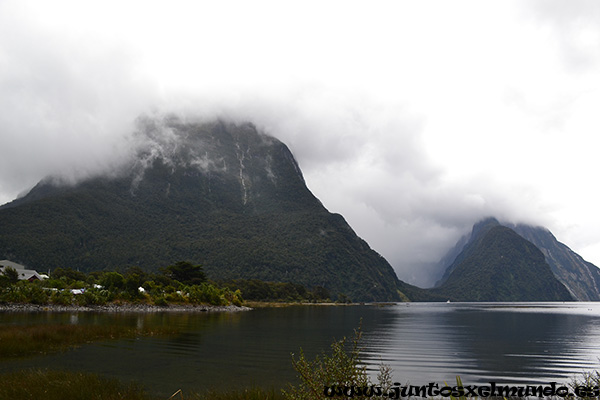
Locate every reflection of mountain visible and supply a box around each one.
[360,304,600,385]
[438,308,595,383]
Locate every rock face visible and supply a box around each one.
[0,117,404,302]
[508,223,600,301]
[432,224,573,302]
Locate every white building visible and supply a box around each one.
[0,260,45,281]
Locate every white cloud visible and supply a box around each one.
[1,0,600,286]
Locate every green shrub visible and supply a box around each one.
[99,272,125,291]
[1,266,19,283]
[50,290,74,306]
[283,326,369,400]
[152,295,168,307]
[187,283,227,305]
[51,267,88,283]
[75,288,109,306]
[0,283,48,304]
[571,370,600,400]
[222,288,244,306]
[42,278,67,290]
[0,285,26,303]
[283,324,394,400]
[25,284,50,305]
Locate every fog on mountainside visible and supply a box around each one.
[0,118,409,302]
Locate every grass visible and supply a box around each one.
[0,370,285,400]
[0,323,179,358]
[0,322,285,399]
[186,387,286,400]
[0,369,151,400]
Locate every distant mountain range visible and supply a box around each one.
[1,116,598,302]
[431,220,572,301]
[433,217,600,301]
[508,222,600,300]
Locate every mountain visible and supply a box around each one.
[435,217,600,301]
[507,223,600,301]
[431,224,573,301]
[434,218,501,287]
[0,116,408,302]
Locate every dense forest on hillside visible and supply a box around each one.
[0,120,403,302]
[431,226,573,301]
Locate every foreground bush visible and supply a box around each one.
[283,325,393,400]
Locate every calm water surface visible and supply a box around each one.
[2,302,600,395]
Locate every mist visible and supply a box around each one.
[2,0,600,287]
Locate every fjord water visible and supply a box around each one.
[2,303,600,395]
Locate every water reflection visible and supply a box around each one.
[360,303,600,386]
[2,303,600,395]
[0,306,373,395]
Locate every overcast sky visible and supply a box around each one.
[1,0,599,287]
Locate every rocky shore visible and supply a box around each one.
[0,302,252,313]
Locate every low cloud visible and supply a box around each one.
[2,1,600,287]
[0,3,157,200]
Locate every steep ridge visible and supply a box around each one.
[435,217,600,301]
[0,117,407,302]
[434,218,501,287]
[508,224,600,301]
[431,225,573,301]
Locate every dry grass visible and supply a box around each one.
[0,369,153,400]
[0,369,285,400]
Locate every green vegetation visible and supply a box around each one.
[1,265,19,283]
[0,262,243,307]
[0,323,178,358]
[164,261,206,285]
[0,369,287,400]
[510,221,600,301]
[0,119,403,302]
[432,225,574,301]
[219,279,333,303]
[0,370,150,400]
[571,370,600,400]
[283,327,370,400]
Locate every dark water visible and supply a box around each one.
[2,303,600,395]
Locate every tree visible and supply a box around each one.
[99,271,125,291]
[51,267,87,283]
[163,261,206,285]
[2,266,19,283]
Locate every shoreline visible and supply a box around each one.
[0,301,398,313]
[244,301,398,308]
[0,302,252,313]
